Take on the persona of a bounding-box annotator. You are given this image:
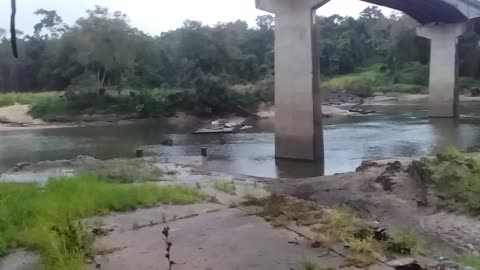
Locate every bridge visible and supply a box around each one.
[255,0,480,161]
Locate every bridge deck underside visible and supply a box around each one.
[361,0,467,23]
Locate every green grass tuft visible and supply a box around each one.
[214,181,236,195]
[0,175,203,270]
[387,229,420,255]
[460,256,480,270]
[302,260,322,270]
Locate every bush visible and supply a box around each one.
[397,62,428,85]
[29,90,176,120]
[321,64,426,95]
[29,96,68,119]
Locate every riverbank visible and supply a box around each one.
[4,153,476,255]
[1,155,480,270]
[0,103,358,131]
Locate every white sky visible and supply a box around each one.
[0,0,391,35]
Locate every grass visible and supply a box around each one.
[316,208,355,241]
[214,181,236,195]
[461,256,480,270]
[0,92,58,108]
[0,175,203,270]
[76,159,165,183]
[345,233,378,267]
[302,260,322,270]
[427,148,480,213]
[387,229,420,255]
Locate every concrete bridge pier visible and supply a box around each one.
[417,23,466,117]
[263,0,326,160]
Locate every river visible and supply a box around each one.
[1,98,480,178]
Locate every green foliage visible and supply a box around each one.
[322,65,388,94]
[396,62,428,85]
[28,90,177,120]
[302,260,322,270]
[321,63,427,95]
[0,92,57,108]
[427,149,480,213]
[387,230,420,255]
[345,232,378,267]
[3,5,480,111]
[347,234,375,254]
[461,256,480,270]
[214,181,236,195]
[0,175,203,269]
[458,77,480,90]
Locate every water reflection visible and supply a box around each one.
[275,158,324,178]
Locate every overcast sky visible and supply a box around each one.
[0,0,391,35]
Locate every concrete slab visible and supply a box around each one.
[92,209,345,270]
[0,250,40,270]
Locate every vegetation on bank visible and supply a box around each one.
[427,149,480,213]
[2,5,480,118]
[0,92,57,108]
[0,74,273,121]
[0,175,203,270]
[321,63,428,96]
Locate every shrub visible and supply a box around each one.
[397,62,428,85]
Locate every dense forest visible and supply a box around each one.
[1,6,480,117]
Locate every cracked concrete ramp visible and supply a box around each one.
[92,208,344,270]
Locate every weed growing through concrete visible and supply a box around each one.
[302,259,321,270]
[162,227,175,270]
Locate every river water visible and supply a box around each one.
[2,98,480,178]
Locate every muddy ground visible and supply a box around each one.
[1,156,480,270]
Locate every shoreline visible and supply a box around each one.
[1,93,479,132]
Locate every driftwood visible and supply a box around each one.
[348,99,376,114]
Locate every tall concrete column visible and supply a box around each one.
[417,23,466,117]
[256,0,325,160]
